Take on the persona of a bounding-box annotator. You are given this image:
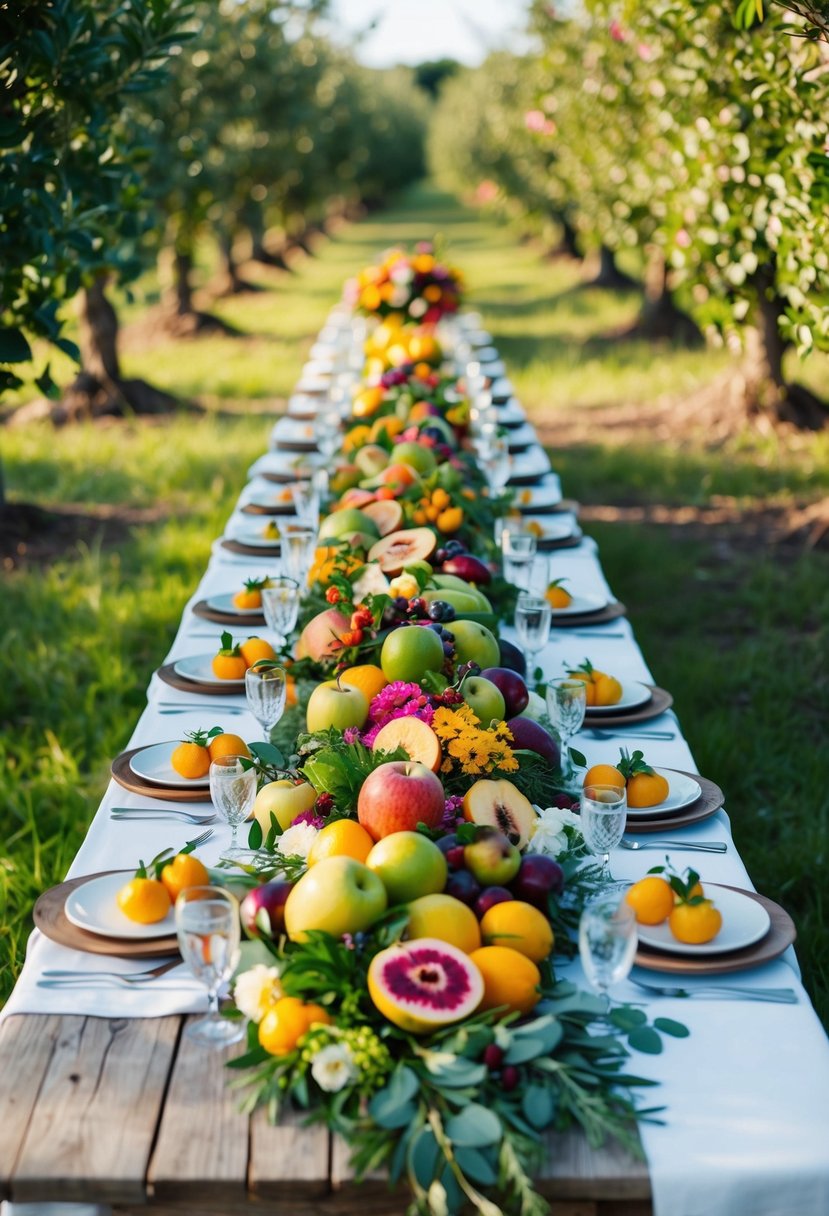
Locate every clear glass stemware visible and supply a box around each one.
[261,577,301,645]
[245,663,288,741]
[501,529,537,590]
[209,755,258,860]
[580,783,628,885]
[514,593,552,672]
[175,886,244,1047]
[546,677,588,790]
[579,891,637,1021]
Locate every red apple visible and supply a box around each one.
[357,760,446,841]
[481,667,529,716]
[240,880,294,940]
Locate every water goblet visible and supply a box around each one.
[209,755,258,861]
[580,783,628,885]
[279,525,317,586]
[546,677,588,790]
[578,891,637,1021]
[316,408,342,462]
[290,480,319,530]
[175,886,244,1047]
[261,577,301,645]
[245,663,287,741]
[502,530,538,590]
[514,593,552,672]
[480,434,511,494]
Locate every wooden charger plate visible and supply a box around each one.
[111,746,213,803]
[517,497,580,516]
[551,601,627,629]
[34,871,180,958]
[157,662,246,697]
[240,501,296,517]
[635,885,796,975]
[220,538,281,558]
[624,770,724,835]
[272,439,320,454]
[192,599,266,627]
[538,530,584,552]
[584,685,673,727]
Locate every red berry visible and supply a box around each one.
[483,1044,504,1070]
[501,1066,520,1092]
[326,587,341,604]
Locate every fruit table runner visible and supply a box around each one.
[3,309,829,1216]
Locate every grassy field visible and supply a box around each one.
[2,184,827,1023]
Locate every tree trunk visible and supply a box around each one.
[741,288,826,429]
[631,248,703,345]
[159,239,240,337]
[550,213,580,260]
[584,244,639,290]
[172,248,195,317]
[80,275,122,380]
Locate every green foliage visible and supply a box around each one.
[0,0,191,393]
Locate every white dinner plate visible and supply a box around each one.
[226,526,281,548]
[248,452,317,480]
[524,513,578,542]
[586,680,652,714]
[625,769,702,818]
[65,873,176,940]
[507,446,552,483]
[205,593,264,617]
[512,475,563,510]
[129,742,210,789]
[270,418,318,443]
[551,592,610,617]
[636,885,771,956]
[494,400,527,427]
[488,376,514,402]
[173,654,245,687]
[506,423,537,452]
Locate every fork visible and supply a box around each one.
[570,630,626,639]
[111,809,216,826]
[582,728,676,741]
[156,702,248,714]
[629,978,798,1004]
[621,838,727,853]
[39,958,183,986]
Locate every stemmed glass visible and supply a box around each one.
[175,886,244,1047]
[546,677,588,790]
[316,407,342,461]
[209,756,258,861]
[514,593,552,672]
[261,577,301,645]
[278,527,317,586]
[501,529,538,590]
[580,783,628,885]
[290,480,319,530]
[578,891,637,1021]
[245,663,287,741]
[479,434,511,495]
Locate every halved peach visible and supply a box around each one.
[372,717,442,773]
[462,778,537,849]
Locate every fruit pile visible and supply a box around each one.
[626,866,723,944]
[345,243,463,324]
[117,842,209,924]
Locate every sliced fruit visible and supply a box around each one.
[295,608,350,661]
[369,527,437,575]
[372,717,442,772]
[405,893,482,954]
[362,498,404,536]
[351,563,391,599]
[367,938,484,1034]
[462,778,537,849]
[469,945,541,1016]
[319,507,379,542]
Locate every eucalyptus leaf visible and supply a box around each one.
[627,1026,664,1055]
[610,1006,648,1031]
[522,1084,556,1130]
[409,1127,440,1192]
[654,1017,690,1038]
[445,1103,502,1148]
[454,1145,498,1187]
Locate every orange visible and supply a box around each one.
[370,415,404,442]
[669,900,722,945]
[212,652,246,680]
[307,820,375,866]
[468,946,541,1016]
[171,740,211,779]
[625,876,674,926]
[160,853,210,902]
[233,577,272,610]
[117,877,172,924]
[339,664,388,704]
[626,771,670,808]
[479,901,554,963]
[583,763,625,789]
[258,996,332,1056]
[545,582,572,609]
[343,424,372,452]
[568,665,622,708]
[352,386,385,418]
[240,637,276,668]
[208,732,251,762]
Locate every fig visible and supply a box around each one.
[367,938,484,1034]
[506,717,561,769]
[480,666,529,717]
[462,778,537,849]
[368,527,437,575]
[440,554,492,585]
[474,885,514,919]
[512,855,565,909]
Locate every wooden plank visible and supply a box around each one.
[538,1128,651,1202]
[329,1134,409,1215]
[0,1015,63,1201]
[10,1014,179,1205]
[249,1103,330,1201]
[147,1019,249,1205]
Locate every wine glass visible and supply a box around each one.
[579,891,637,1021]
[175,886,244,1047]
[546,677,588,790]
[514,593,552,672]
[580,783,627,885]
[316,407,342,461]
[290,480,319,530]
[278,526,317,586]
[501,530,537,590]
[261,577,301,645]
[479,434,511,495]
[245,663,287,741]
[209,755,258,861]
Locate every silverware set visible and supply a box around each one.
[582,728,676,741]
[621,837,727,854]
[629,978,798,1004]
[38,959,185,989]
[110,809,216,825]
[157,702,248,715]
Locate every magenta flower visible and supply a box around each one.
[292,809,326,829]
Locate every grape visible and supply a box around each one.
[434,548,448,564]
[443,641,455,656]
[442,604,456,622]
[394,596,409,612]
[408,597,427,617]
[444,540,466,557]
[427,601,448,621]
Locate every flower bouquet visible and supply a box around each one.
[346,242,464,324]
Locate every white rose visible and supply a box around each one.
[276,822,319,860]
[529,805,582,858]
[233,964,282,1023]
[310,1042,357,1093]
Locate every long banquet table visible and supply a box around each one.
[2,305,829,1216]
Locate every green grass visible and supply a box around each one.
[2,182,828,1024]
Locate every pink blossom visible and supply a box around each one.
[675,229,692,248]
[476,180,498,203]
[637,43,653,61]
[292,809,326,829]
[609,19,626,42]
[441,795,465,831]
[524,110,556,136]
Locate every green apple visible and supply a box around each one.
[354,444,389,478]
[381,624,444,682]
[519,690,547,721]
[445,620,500,668]
[393,441,436,476]
[422,588,485,613]
[404,559,433,581]
[253,779,317,834]
[306,679,369,734]
[284,856,388,942]
[366,831,448,904]
[462,675,506,724]
[319,507,379,541]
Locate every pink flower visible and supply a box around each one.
[292,809,326,829]
[342,726,362,744]
[524,110,556,136]
[476,180,498,203]
[609,19,626,41]
[676,228,692,248]
[637,43,653,61]
[441,795,465,830]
